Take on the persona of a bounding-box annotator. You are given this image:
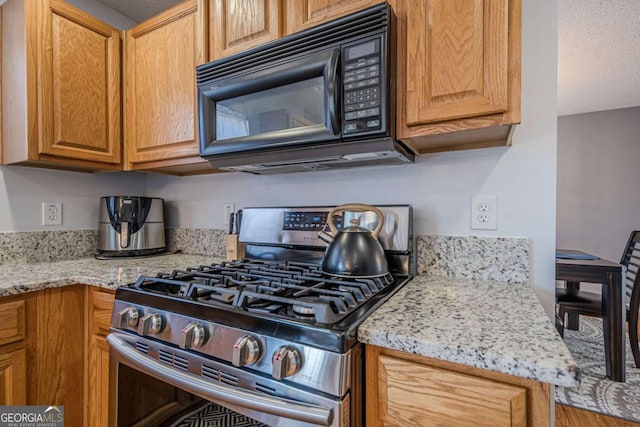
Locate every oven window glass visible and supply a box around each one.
[216,77,325,140]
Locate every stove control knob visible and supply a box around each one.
[272,346,302,380]
[138,313,163,336]
[117,307,139,328]
[232,336,261,367]
[180,322,206,349]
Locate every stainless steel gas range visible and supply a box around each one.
[107,205,414,427]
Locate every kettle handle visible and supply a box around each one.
[327,204,384,239]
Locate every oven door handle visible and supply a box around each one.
[107,334,334,426]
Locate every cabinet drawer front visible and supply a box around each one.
[0,300,26,346]
[91,289,115,336]
[378,355,527,426]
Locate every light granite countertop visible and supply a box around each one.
[0,254,224,296]
[358,275,580,387]
[0,255,578,388]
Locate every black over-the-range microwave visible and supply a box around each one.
[196,3,414,174]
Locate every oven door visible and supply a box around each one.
[198,48,341,157]
[108,333,346,427]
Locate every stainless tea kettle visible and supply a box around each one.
[319,204,388,277]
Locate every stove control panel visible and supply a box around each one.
[110,301,351,397]
[282,211,343,231]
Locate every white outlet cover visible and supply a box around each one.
[42,202,62,226]
[471,196,497,230]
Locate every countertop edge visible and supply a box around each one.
[358,328,581,388]
[357,274,581,388]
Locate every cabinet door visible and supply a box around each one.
[125,0,207,166]
[372,354,527,426]
[211,0,282,59]
[89,289,115,337]
[0,348,27,405]
[404,0,508,125]
[35,286,85,427]
[284,0,380,34]
[87,335,110,427]
[39,0,121,164]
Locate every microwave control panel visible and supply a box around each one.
[342,37,384,136]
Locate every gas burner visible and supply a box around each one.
[131,261,399,325]
[292,297,319,316]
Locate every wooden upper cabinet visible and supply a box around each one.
[124,0,211,174]
[395,0,521,154]
[284,0,381,34]
[406,0,508,124]
[211,0,283,60]
[1,0,121,171]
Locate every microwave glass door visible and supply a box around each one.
[216,77,325,141]
[199,49,341,156]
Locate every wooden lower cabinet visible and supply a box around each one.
[0,286,115,427]
[87,335,110,427]
[87,288,115,427]
[0,348,27,405]
[366,345,551,427]
[33,285,86,427]
[0,292,34,405]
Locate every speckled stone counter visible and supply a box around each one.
[358,275,580,387]
[0,254,225,297]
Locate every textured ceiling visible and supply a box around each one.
[97,0,182,23]
[558,0,640,116]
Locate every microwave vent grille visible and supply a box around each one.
[197,3,390,84]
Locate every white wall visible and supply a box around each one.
[147,0,559,314]
[557,106,640,263]
[0,166,146,232]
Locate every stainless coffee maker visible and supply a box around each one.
[97,196,166,257]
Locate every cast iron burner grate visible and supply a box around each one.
[132,259,394,324]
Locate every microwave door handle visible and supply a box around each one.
[107,333,333,426]
[325,49,341,135]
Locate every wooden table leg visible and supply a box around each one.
[566,281,581,330]
[602,270,626,382]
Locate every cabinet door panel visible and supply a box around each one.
[377,355,527,426]
[0,349,27,405]
[125,0,206,165]
[406,0,508,124]
[0,300,26,346]
[40,0,121,164]
[284,0,380,34]
[90,289,115,337]
[87,335,110,427]
[212,0,282,59]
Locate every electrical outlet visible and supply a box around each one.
[223,203,235,226]
[471,196,497,230]
[42,202,62,226]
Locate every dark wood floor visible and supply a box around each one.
[556,404,640,427]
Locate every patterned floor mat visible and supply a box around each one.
[555,315,640,422]
[170,402,268,427]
